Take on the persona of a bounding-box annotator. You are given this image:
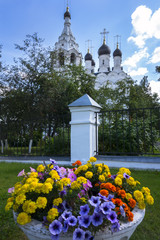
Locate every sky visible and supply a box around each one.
[0,0,160,96]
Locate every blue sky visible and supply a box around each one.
[0,0,160,95]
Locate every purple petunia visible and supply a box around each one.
[91,212,103,226]
[73,228,85,240]
[88,196,101,207]
[49,220,63,235]
[100,202,112,215]
[17,169,25,177]
[111,174,117,180]
[63,201,72,211]
[51,234,59,240]
[68,172,77,182]
[63,220,69,233]
[107,211,118,224]
[78,215,91,228]
[84,230,92,240]
[79,204,90,216]
[123,173,130,179]
[120,206,125,217]
[107,194,114,201]
[68,216,77,226]
[50,159,57,165]
[111,221,120,233]
[62,210,72,220]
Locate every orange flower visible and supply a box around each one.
[72,160,82,166]
[128,198,136,209]
[100,183,107,189]
[99,189,109,197]
[95,183,100,187]
[127,211,134,221]
[114,198,123,206]
[117,190,126,198]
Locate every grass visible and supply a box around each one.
[0,162,160,240]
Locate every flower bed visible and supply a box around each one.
[5,157,154,240]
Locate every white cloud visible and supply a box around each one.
[149,47,160,64]
[128,6,160,48]
[123,48,149,68]
[129,67,148,77]
[150,81,160,96]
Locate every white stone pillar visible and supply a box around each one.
[68,94,101,163]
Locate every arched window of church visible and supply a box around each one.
[59,52,64,66]
[102,60,105,65]
[71,53,76,64]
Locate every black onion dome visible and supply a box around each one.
[85,53,92,61]
[64,10,71,19]
[98,43,111,56]
[113,48,122,57]
[92,59,95,66]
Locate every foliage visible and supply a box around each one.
[5,157,154,240]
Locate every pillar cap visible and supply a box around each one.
[68,94,101,108]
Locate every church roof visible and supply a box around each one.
[113,48,122,57]
[85,52,92,61]
[64,7,71,19]
[98,43,111,56]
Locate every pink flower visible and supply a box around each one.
[17,169,25,177]
[78,190,86,198]
[83,180,92,191]
[8,187,15,193]
[59,167,67,177]
[30,167,36,172]
[68,172,77,182]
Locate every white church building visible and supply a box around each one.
[54,6,130,88]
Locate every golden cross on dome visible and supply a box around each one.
[100,28,109,44]
[85,40,92,53]
[114,35,121,48]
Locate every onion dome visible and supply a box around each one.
[64,7,71,19]
[98,43,111,56]
[92,59,95,66]
[113,48,122,57]
[85,52,92,61]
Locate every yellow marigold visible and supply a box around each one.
[146,195,154,205]
[36,197,47,209]
[95,163,103,168]
[126,177,136,187]
[23,200,37,214]
[47,208,59,222]
[15,194,26,205]
[141,187,150,195]
[29,182,38,192]
[85,171,93,179]
[103,164,110,172]
[118,167,131,175]
[49,170,60,180]
[89,157,97,163]
[37,164,45,172]
[60,178,71,186]
[53,198,63,206]
[134,190,144,202]
[7,197,14,203]
[71,181,81,190]
[77,176,87,184]
[26,177,39,184]
[115,177,122,186]
[29,172,38,178]
[117,174,124,179]
[5,202,13,211]
[99,175,105,182]
[138,201,145,209]
[13,203,19,212]
[14,183,22,194]
[17,212,31,225]
[86,163,92,168]
[21,184,29,193]
[80,197,87,203]
[35,183,43,193]
[126,193,133,201]
[74,166,83,175]
[81,165,88,171]
[45,178,54,185]
[42,183,53,194]
[97,167,102,174]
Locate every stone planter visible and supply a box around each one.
[13,208,145,240]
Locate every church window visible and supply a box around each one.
[102,60,105,65]
[59,52,64,66]
[71,53,76,64]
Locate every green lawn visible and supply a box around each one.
[0,162,160,240]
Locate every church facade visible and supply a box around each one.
[54,7,130,88]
